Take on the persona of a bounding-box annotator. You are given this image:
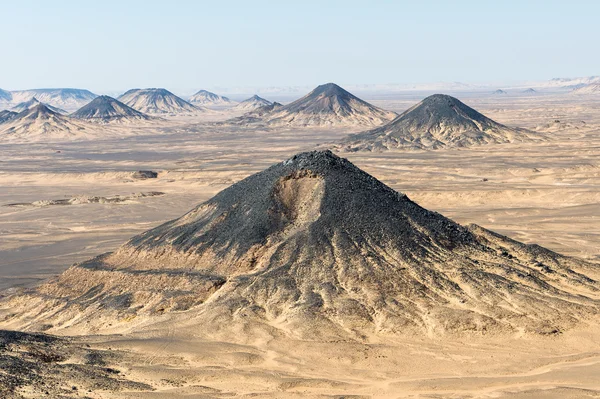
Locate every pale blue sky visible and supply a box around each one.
[1,0,597,92]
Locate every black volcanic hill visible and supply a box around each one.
[340,94,539,151]
[5,151,598,338]
[0,110,17,124]
[71,95,151,123]
[0,103,86,139]
[10,103,67,123]
[233,94,272,111]
[247,83,396,127]
[189,89,233,105]
[118,88,204,114]
[11,97,67,114]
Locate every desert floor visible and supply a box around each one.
[1,93,600,398]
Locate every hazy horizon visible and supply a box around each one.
[1,0,599,93]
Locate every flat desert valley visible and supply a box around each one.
[1,91,600,398]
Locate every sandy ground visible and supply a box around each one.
[75,323,600,398]
[1,92,600,397]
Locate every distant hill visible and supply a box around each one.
[11,97,67,114]
[544,76,600,89]
[233,95,272,111]
[338,94,540,151]
[0,103,87,140]
[229,83,396,128]
[9,88,97,111]
[523,88,537,94]
[260,83,396,127]
[71,95,152,123]
[118,88,204,114]
[189,90,234,106]
[226,102,284,125]
[571,83,600,94]
[493,89,507,95]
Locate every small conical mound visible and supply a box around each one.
[233,94,272,111]
[189,90,233,106]
[71,95,151,123]
[117,88,204,114]
[4,151,598,338]
[242,83,396,127]
[339,94,540,150]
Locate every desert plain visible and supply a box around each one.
[1,91,600,398]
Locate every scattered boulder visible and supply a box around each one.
[132,170,158,179]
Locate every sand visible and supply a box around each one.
[1,92,599,397]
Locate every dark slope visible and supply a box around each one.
[5,151,598,338]
[0,110,17,124]
[340,94,540,150]
[71,95,152,123]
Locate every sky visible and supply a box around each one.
[1,0,598,93]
